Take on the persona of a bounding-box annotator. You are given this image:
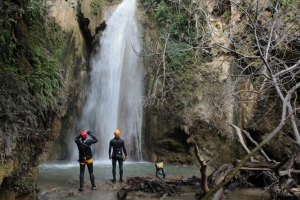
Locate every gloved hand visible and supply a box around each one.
[87,131,93,136]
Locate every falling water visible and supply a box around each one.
[71,0,143,161]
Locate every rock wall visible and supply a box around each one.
[40,0,119,161]
[0,0,90,199]
[139,1,238,167]
[1,0,297,199]
[139,0,297,167]
[38,0,90,161]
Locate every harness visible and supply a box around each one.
[79,139,93,165]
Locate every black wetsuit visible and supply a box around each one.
[108,137,127,181]
[75,135,98,189]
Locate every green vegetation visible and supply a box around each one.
[281,0,297,7]
[141,0,202,112]
[20,176,35,192]
[90,2,101,15]
[0,0,66,162]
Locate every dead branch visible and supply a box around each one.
[233,158,279,169]
[230,124,255,162]
[240,167,272,171]
[242,130,275,162]
[194,143,209,193]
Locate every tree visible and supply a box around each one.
[201,0,300,198]
[141,0,300,198]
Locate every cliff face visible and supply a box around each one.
[39,0,119,161]
[0,0,122,197]
[38,0,90,162]
[0,0,298,199]
[0,0,90,198]
[0,0,115,198]
[140,0,237,166]
[139,0,299,166]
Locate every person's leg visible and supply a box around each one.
[79,164,86,191]
[87,162,96,189]
[112,158,117,183]
[118,158,124,182]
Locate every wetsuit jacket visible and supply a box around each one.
[109,137,127,158]
[75,135,98,160]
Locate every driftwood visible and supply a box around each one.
[197,148,300,200]
[194,143,209,193]
[230,124,255,162]
[232,149,300,200]
[208,164,234,200]
[118,149,300,200]
[233,158,279,169]
[242,130,275,162]
[117,134,300,200]
[117,176,201,200]
[195,124,300,200]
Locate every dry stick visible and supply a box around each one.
[175,181,182,192]
[240,167,272,171]
[233,159,278,168]
[279,170,300,176]
[242,130,274,163]
[194,143,209,193]
[146,180,156,193]
[230,124,255,162]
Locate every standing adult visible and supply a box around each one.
[75,130,98,191]
[109,129,128,183]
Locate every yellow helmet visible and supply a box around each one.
[114,129,121,137]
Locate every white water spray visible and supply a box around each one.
[71,0,143,161]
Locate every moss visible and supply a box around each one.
[215,23,221,29]
[90,2,101,15]
[19,176,35,192]
[282,0,297,7]
[92,30,103,51]
[0,0,68,185]
[222,10,229,22]
[0,161,14,184]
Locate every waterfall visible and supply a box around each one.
[71,0,143,161]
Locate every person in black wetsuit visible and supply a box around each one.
[75,130,98,191]
[108,129,127,183]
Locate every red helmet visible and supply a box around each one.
[80,130,87,139]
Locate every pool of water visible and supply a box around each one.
[37,161,270,200]
[37,161,201,200]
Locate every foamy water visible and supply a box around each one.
[69,0,143,161]
[37,161,201,200]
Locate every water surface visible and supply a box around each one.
[37,161,270,199]
[37,161,200,200]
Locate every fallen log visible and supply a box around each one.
[206,164,234,200]
[233,158,279,169]
[240,167,273,171]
